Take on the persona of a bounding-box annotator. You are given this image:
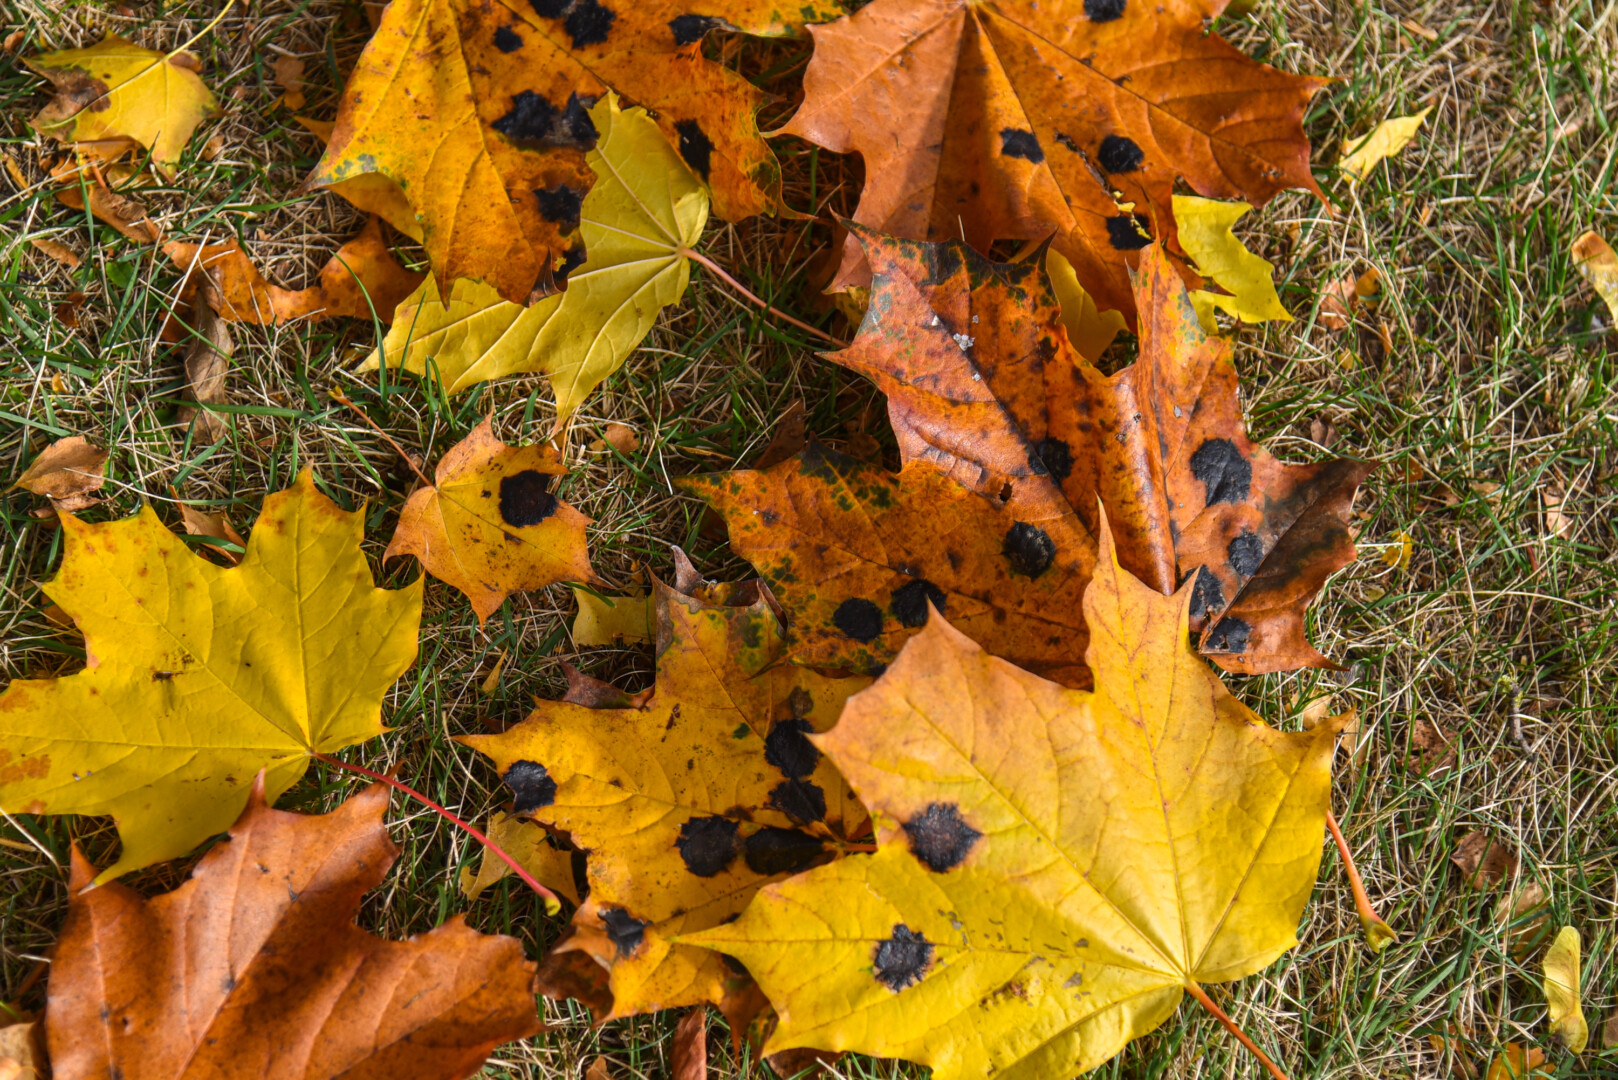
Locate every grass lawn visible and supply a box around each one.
[2,0,1616,1075]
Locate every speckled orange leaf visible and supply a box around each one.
[460,576,870,1019]
[47,779,539,1079]
[688,230,1370,675]
[309,0,840,302]
[788,0,1325,318]
[385,420,596,623]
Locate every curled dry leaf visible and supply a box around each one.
[176,498,247,564]
[1339,107,1433,182]
[674,1008,708,1080]
[28,236,79,269]
[175,296,234,443]
[384,419,596,623]
[48,780,539,1078]
[1406,717,1457,774]
[25,35,217,177]
[270,53,306,110]
[460,809,582,905]
[1484,1044,1550,1080]
[1572,231,1618,322]
[1496,881,1552,959]
[53,290,88,329]
[461,577,870,1020]
[11,436,107,512]
[1542,925,1587,1053]
[52,160,162,244]
[0,1018,43,1080]
[687,525,1344,1079]
[571,588,652,645]
[1173,195,1291,330]
[593,422,640,454]
[1451,830,1517,890]
[310,0,832,301]
[789,0,1325,317]
[0,471,421,881]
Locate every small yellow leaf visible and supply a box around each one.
[1382,530,1414,570]
[460,811,581,906]
[1543,925,1587,1053]
[1572,231,1618,322]
[571,589,652,646]
[1172,196,1291,330]
[1045,248,1126,362]
[25,35,218,177]
[1339,107,1433,182]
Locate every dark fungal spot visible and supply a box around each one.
[1097,134,1144,174]
[1003,522,1056,578]
[1188,438,1252,506]
[564,0,616,46]
[534,183,585,233]
[1084,0,1126,21]
[1106,214,1152,250]
[1205,616,1252,653]
[743,827,825,875]
[529,0,568,15]
[1227,531,1264,578]
[999,128,1044,163]
[675,119,713,179]
[1186,566,1224,621]
[503,760,556,812]
[493,25,523,52]
[668,13,727,45]
[873,925,932,991]
[890,579,945,628]
[555,246,587,285]
[832,598,883,642]
[676,816,740,877]
[1035,437,1073,482]
[768,778,827,824]
[499,470,558,527]
[764,718,819,779]
[492,91,598,150]
[599,907,647,956]
[903,802,981,871]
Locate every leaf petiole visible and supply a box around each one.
[1325,808,1396,952]
[1183,981,1291,1080]
[682,249,848,348]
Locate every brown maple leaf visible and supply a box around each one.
[788,0,1326,318]
[687,231,1371,676]
[45,778,539,1078]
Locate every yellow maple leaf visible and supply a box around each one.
[460,810,582,906]
[362,93,707,426]
[384,419,597,622]
[1543,925,1588,1053]
[1572,231,1618,323]
[461,579,870,1020]
[1174,195,1292,331]
[1339,107,1433,182]
[570,588,652,645]
[0,471,421,881]
[1044,248,1126,363]
[25,35,218,177]
[686,524,1343,1079]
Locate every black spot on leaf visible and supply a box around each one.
[890,579,946,628]
[1106,214,1152,250]
[530,0,568,15]
[555,246,587,285]
[1084,0,1126,21]
[494,25,523,52]
[873,925,932,991]
[564,0,616,47]
[764,718,819,779]
[676,816,740,877]
[1035,437,1073,482]
[1205,616,1252,653]
[668,13,726,44]
[1003,522,1056,578]
[503,760,556,812]
[1227,531,1264,578]
[1097,134,1144,173]
[903,802,981,871]
[1186,566,1224,621]
[492,91,598,150]
[675,119,713,179]
[534,183,585,232]
[768,778,827,824]
[599,907,646,956]
[1188,439,1252,505]
[499,470,558,526]
[832,598,883,642]
[743,827,825,875]
[999,128,1044,163]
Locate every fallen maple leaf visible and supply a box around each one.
[28,236,78,269]
[51,159,162,244]
[11,436,107,511]
[1174,195,1292,330]
[0,471,421,880]
[47,778,539,1078]
[363,95,706,424]
[175,297,233,442]
[688,231,1371,676]
[674,1008,707,1080]
[270,53,306,110]
[1572,231,1618,323]
[461,576,870,1019]
[1484,1044,1550,1080]
[0,1017,42,1080]
[570,588,652,645]
[1045,248,1126,363]
[310,0,835,301]
[686,524,1343,1079]
[460,809,583,905]
[1339,107,1433,182]
[1452,829,1517,890]
[175,497,247,564]
[25,35,217,177]
[787,0,1325,317]
[384,419,597,623]
[1543,925,1587,1053]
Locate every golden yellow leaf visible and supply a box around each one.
[1173,196,1292,330]
[1339,107,1433,182]
[25,35,217,177]
[1543,925,1587,1053]
[384,420,596,623]
[571,588,652,646]
[0,471,422,881]
[460,810,582,906]
[685,524,1342,1079]
[1044,248,1125,363]
[461,579,870,1019]
[363,94,707,426]
[1572,231,1618,322]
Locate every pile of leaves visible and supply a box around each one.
[4,2,1604,1078]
